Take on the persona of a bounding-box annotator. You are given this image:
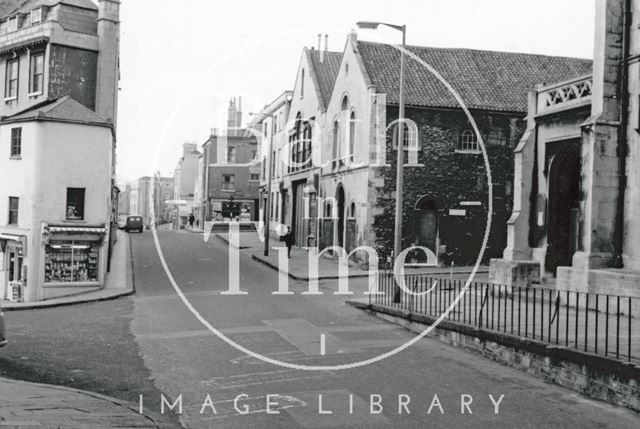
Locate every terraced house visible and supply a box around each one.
[0,0,119,302]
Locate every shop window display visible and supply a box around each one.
[44,241,99,283]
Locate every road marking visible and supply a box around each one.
[320,334,326,356]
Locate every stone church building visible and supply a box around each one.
[491,0,640,295]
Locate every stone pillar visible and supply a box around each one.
[571,0,623,272]
[95,0,120,127]
[502,91,536,261]
[489,92,541,287]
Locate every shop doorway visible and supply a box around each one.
[336,185,345,247]
[291,181,307,246]
[546,149,581,272]
[6,246,24,301]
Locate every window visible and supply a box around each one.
[5,59,19,100]
[332,120,340,165]
[458,130,480,152]
[31,8,42,24]
[300,69,305,98]
[66,188,86,220]
[349,111,355,160]
[226,146,236,163]
[29,52,44,94]
[250,173,260,181]
[222,174,235,190]
[10,127,21,157]
[8,197,18,225]
[391,123,415,149]
[7,17,18,32]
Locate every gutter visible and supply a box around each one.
[614,0,631,268]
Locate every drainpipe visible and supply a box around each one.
[614,0,631,268]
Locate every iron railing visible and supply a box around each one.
[373,272,639,363]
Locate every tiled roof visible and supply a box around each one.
[1,96,110,127]
[0,0,25,17]
[307,49,343,110]
[1,0,97,18]
[357,41,593,113]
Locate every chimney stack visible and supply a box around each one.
[324,34,328,51]
[317,34,321,51]
[95,0,120,128]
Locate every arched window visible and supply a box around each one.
[458,130,479,152]
[341,95,349,111]
[349,202,356,218]
[300,69,305,98]
[349,111,356,160]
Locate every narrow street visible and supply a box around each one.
[4,230,638,428]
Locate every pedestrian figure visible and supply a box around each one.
[188,213,195,229]
[281,225,295,258]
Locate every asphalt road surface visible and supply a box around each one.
[2,229,639,428]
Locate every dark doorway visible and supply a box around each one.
[336,185,345,247]
[292,181,306,246]
[412,197,438,263]
[546,150,581,272]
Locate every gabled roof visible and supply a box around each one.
[356,41,592,113]
[1,96,111,127]
[306,49,342,110]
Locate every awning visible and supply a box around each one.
[0,233,23,242]
[47,226,107,234]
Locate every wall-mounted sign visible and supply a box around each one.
[460,201,482,206]
[449,209,467,217]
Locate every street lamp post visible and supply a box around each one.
[357,21,406,303]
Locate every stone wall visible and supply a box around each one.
[349,301,640,412]
[371,106,525,265]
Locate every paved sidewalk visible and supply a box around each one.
[1,230,134,311]
[0,376,167,428]
[215,230,488,280]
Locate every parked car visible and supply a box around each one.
[125,216,144,233]
[0,304,7,347]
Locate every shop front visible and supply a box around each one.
[42,225,108,294]
[0,233,27,302]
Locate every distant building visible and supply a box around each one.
[118,182,131,216]
[153,175,174,224]
[174,142,200,228]
[200,98,260,223]
[0,0,120,302]
[251,91,294,233]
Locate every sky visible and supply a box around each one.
[115,0,595,182]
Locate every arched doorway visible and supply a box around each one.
[546,150,581,272]
[336,185,345,247]
[413,197,439,263]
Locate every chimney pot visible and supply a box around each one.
[324,34,328,51]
